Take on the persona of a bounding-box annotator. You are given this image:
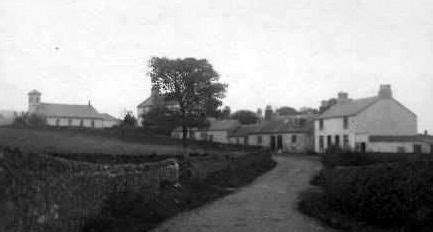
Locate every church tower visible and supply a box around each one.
[28,90,41,113]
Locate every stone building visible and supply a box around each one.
[137,89,179,118]
[314,85,420,153]
[27,90,119,128]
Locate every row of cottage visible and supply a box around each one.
[170,85,433,154]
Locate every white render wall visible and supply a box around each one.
[314,99,418,153]
[249,133,311,152]
[369,142,432,154]
[46,117,104,128]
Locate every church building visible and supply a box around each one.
[28,90,119,128]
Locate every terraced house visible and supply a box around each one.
[27,90,120,128]
[314,85,430,153]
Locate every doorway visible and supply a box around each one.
[277,135,283,151]
[360,142,366,153]
[270,136,276,151]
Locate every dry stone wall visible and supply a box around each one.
[0,148,179,232]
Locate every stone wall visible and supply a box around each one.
[0,149,179,232]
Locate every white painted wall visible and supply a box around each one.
[46,117,104,128]
[369,142,431,153]
[314,99,418,153]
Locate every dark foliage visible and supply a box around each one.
[12,113,46,128]
[276,106,298,116]
[122,111,137,128]
[300,157,433,231]
[230,110,259,125]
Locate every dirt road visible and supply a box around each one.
[152,155,334,232]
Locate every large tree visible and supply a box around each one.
[230,110,259,125]
[276,106,298,116]
[148,57,227,158]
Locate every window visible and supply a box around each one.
[397,146,406,153]
[91,120,95,128]
[319,119,324,130]
[327,135,332,147]
[236,138,239,144]
[335,135,340,147]
[80,120,84,127]
[291,135,297,143]
[343,116,349,129]
[319,136,324,152]
[257,136,262,145]
[68,119,72,126]
[56,118,60,126]
[343,135,349,148]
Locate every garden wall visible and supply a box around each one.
[0,149,179,232]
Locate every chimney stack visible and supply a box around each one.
[378,84,392,99]
[264,105,273,121]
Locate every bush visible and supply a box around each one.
[12,113,46,128]
[301,160,433,231]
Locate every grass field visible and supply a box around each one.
[0,127,188,155]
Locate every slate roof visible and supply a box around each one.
[137,95,178,108]
[36,103,104,119]
[251,118,313,134]
[370,135,433,144]
[230,124,262,137]
[99,113,120,121]
[319,96,380,119]
[206,119,240,131]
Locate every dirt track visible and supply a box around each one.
[152,155,334,232]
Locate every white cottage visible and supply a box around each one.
[28,90,118,128]
[314,85,418,153]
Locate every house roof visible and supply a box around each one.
[318,96,380,119]
[230,124,262,137]
[99,113,120,121]
[251,118,313,134]
[36,103,104,119]
[207,119,239,131]
[137,95,178,108]
[369,135,433,144]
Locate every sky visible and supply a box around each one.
[1,0,433,132]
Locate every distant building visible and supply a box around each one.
[137,89,179,118]
[28,90,119,128]
[314,85,420,153]
[171,119,240,144]
[246,115,315,153]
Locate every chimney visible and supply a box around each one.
[424,130,428,136]
[264,105,273,121]
[256,108,263,118]
[337,92,350,104]
[151,87,159,97]
[378,84,392,99]
[320,100,329,108]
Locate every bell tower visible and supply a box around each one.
[28,90,41,113]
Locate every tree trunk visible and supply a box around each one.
[181,117,190,161]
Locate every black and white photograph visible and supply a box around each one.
[1,0,433,231]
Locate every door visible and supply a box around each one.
[270,136,276,151]
[360,142,366,153]
[277,135,283,151]
[414,144,422,154]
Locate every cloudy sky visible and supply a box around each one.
[1,0,433,132]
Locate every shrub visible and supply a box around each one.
[304,160,433,230]
[12,113,46,128]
